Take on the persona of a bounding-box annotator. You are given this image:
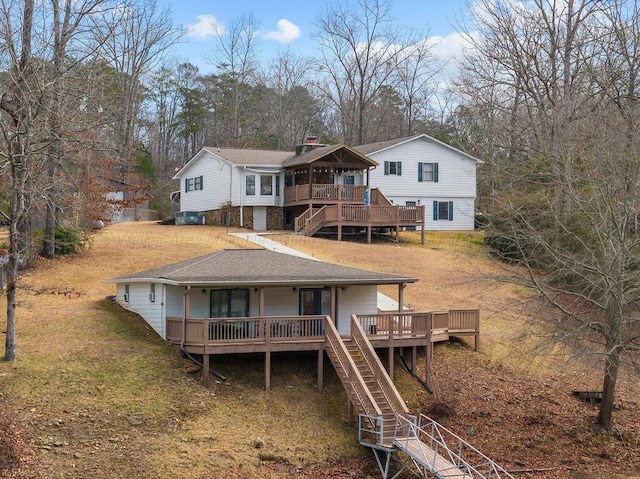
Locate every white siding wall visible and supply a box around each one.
[166,286,183,317]
[263,287,298,316]
[336,285,378,336]
[115,282,166,339]
[368,138,478,230]
[178,151,238,213]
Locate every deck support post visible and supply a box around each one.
[265,351,271,391]
[367,226,372,244]
[317,349,324,391]
[388,347,394,380]
[338,223,342,242]
[425,343,432,387]
[420,223,425,245]
[203,353,210,387]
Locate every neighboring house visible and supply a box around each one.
[172,134,481,235]
[355,134,483,231]
[103,178,157,223]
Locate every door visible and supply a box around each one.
[253,207,267,230]
[343,175,355,200]
[299,287,332,334]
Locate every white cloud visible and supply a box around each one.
[263,19,301,43]
[185,14,224,39]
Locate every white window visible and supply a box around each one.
[419,162,438,182]
[149,284,156,303]
[124,284,130,302]
[260,175,272,195]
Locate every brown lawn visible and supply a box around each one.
[0,223,638,479]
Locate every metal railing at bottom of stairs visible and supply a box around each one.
[393,413,515,479]
[358,413,515,479]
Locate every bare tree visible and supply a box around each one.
[314,0,420,145]
[456,0,640,430]
[91,0,180,166]
[0,0,36,361]
[210,13,260,147]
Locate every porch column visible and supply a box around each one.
[331,286,337,321]
[258,287,265,316]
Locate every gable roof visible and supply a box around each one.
[282,144,377,168]
[107,248,417,287]
[354,134,484,164]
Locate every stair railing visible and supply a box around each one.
[325,316,382,419]
[351,315,409,419]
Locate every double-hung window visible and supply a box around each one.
[383,161,402,176]
[185,176,204,192]
[433,201,453,221]
[418,162,438,182]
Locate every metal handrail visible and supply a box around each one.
[394,414,515,479]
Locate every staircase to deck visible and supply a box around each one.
[326,316,514,479]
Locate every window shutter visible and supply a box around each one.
[384,161,389,175]
[433,201,438,221]
[184,178,188,192]
[434,163,439,182]
[449,201,454,221]
[397,162,402,176]
[418,162,423,182]
[199,175,204,190]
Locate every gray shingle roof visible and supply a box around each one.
[353,135,420,155]
[107,249,417,287]
[202,147,293,166]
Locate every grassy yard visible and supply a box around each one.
[0,223,638,478]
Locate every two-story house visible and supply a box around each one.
[172,134,482,238]
[356,134,482,231]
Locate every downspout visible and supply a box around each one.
[240,166,245,227]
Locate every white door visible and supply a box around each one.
[253,207,267,230]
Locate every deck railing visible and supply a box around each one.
[324,204,424,225]
[356,310,479,340]
[356,312,431,339]
[351,317,408,424]
[305,206,327,235]
[284,184,366,203]
[167,315,326,346]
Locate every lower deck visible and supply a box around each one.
[166,310,480,388]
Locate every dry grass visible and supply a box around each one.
[0,223,638,478]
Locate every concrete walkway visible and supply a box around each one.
[230,232,401,311]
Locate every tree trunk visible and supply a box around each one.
[597,347,620,431]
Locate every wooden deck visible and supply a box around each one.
[167,310,479,356]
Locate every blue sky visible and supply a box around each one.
[161,0,472,74]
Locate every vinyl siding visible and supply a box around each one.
[336,285,378,336]
[368,137,478,231]
[240,170,284,208]
[178,151,237,212]
[115,283,166,339]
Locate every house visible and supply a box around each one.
[106,247,479,391]
[172,134,481,238]
[355,134,483,231]
[107,248,417,340]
